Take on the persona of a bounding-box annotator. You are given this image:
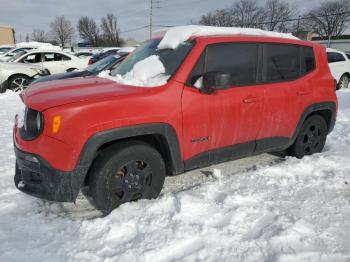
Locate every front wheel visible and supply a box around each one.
[287,115,328,159]
[8,75,31,92]
[88,141,166,213]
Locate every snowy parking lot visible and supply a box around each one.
[0,90,350,262]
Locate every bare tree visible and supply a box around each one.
[263,0,295,32]
[31,29,48,42]
[230,0,265,28]
[77,16,100,46]
[198,9,235,27]
[303,0,350,38]
[100,14,122,46]
[50,15,75,47]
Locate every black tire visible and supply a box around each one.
[337,74,349,90]
[287,114,328,159]
[8,75,31,92]
[88,141,166,213]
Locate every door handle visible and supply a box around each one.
[243,96,261,103]
[297,89,311,96]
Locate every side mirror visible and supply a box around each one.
[201,72,231,94]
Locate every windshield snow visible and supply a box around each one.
[101,39,193,87]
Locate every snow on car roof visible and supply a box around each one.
[158,25,298,50]
[15,41,53,48]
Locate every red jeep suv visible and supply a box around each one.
[14,29,337,213]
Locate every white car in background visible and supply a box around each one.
[327,48,350,89]
[0,42,54,62]
[0,63,48,93]
[9,49,89,74]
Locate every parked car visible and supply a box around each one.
[74,51,94,58]
[0,63,48,93]
[327,48,350,89]
[10,49,89,74]
[88,48,120,64]
[0,47,35,62]
[31,54,127,85]
[13,27,337,214]
[0,45,13,54]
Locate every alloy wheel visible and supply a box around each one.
[10,77,29,92]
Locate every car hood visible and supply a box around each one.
[22,76,153,111]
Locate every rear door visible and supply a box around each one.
[42,52,71,74]
[181,42,264,165]
[255,44,315,152]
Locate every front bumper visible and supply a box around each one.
[14,146,87,202]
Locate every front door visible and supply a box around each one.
[181,42,264,168]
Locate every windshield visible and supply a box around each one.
[112,39,193,78]
[86,55,119,73]
[7,50,27,62]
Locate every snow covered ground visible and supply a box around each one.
[0,90,350,262]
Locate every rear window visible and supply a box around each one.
[327,52,346,63]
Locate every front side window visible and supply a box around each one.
[20,53,42,63]
[205,43,259,86]
[265,44,300,82]
[327,52,346,63]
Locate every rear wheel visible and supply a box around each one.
[88,141,166,213]
[287,115,328,159]
[8,75,31,92]
[337,74,349,90]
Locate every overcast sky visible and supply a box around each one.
[0,0,322,43]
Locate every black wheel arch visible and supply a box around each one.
[289,101,337,147]
[80,123,184,186]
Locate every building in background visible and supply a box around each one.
[0,26,15,45]
[312,35,350,53]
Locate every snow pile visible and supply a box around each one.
[99,55,169,87]
[0,90,350,261]
[158,25,298,49]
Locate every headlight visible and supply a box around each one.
[20,107,44,141]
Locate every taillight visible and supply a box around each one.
[88,58,93,65]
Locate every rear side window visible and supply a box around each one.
[327,52,346,63]
[301,46,315,74]
[265,44,300,82]
[205,43,258,86]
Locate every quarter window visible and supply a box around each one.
[301,46,315,74]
